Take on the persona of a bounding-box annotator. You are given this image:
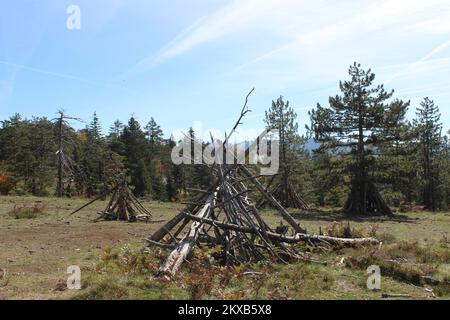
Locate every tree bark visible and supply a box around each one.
[159,192,217,278]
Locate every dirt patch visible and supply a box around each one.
[0,214,164,299]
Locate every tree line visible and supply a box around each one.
[0,63,448,212]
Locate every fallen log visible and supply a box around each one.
[287,233,380,246]
[158,191,218,278]
[422,276,450,286]
[183,213,380,247]
[381,293,411,299]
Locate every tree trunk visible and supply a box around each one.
[57,114,64,198]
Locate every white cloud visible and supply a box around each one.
[227,0,450,74]
[150,0,285,65]
[116,0,450,114]
[123,0,320,74]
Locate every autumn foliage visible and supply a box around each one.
[0,172,14,195]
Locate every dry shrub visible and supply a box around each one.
[73,278,129,300]
[434,283,450,297]
[0,172,14,195]
[180,248,219,300]
[390,241,450,264]
[344,249,424,286]
[345,241,450,287]
[97,246,159,275]
[377,232,397,244]
[8,203,47,219]
[324,222,378,238]
[178,247,240,300]
[439,234,449,246]
[398,203,413,213]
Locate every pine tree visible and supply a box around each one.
[121,116,151,197]
[0,115,56,195]
[414,98,444,211]
[166,135,184,200]
[145,117,164,152]
[264,96,308,208]
[145,117,167,200]
[376,102,417,206]
[134,159,151,198]
[310,151,348,207]
[79,112,107,196]
[308,62,409,216]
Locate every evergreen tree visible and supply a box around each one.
[310,151,348,207]
[414,98,444,211]
[264,96,308,208]
[0,115,56,195]
[308,62,409,216]
[145,117,164,153]
[78,113,108,196]
[121,116,151,197]
[145,117,167,200]
[376,102,418,206]
[165,136,179,201]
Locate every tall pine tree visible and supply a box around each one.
[264,96,308,208]
[414,98,444,211]
[308,62,409,216]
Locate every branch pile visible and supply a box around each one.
[71,179,152,222]
[147,90,379,278]
[257,177,309,210]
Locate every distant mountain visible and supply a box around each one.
[305,138,320,152]
[235,139,320,152]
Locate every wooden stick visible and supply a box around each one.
[159,191,218,277]
[70,186,117,215]
[239,166,306,233]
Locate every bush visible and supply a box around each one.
[8,203,47,219]
[72,278,129,300]
[324,187,348,207]
[0,172,14,195]
[380,190,404,207]
[324,222,378,238]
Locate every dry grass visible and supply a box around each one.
[8,203,47,219]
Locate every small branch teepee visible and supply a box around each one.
[344,181,393,216]
[71,178,152,222]
[257,176,309,210]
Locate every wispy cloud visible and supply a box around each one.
[0,60,146,98]
[0,60,103,86]
[232,0,450,74]
[119,0,296,76]
[384,40,450,83]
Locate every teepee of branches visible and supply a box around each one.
[71,178,152,222]
[147,90,379,278]
[257,175,309,210]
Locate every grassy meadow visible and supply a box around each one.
[0,195,449,300]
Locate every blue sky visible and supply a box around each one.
[1,0,450,141]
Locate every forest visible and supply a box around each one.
[1,63,449,214]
